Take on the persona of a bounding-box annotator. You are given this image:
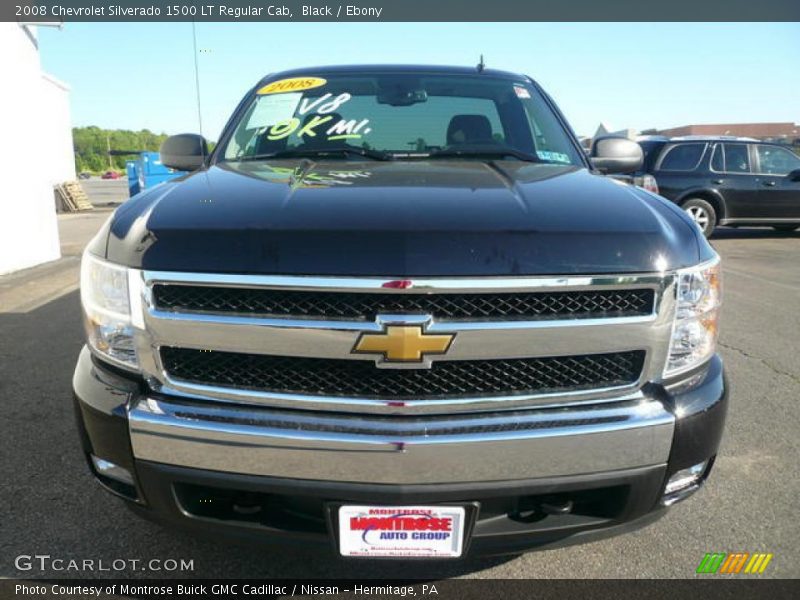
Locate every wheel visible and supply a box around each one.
[773,225,799,232]
[682,198,716,238]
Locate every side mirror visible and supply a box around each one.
[788,168,800,182]
[160,134,208,172]
[590,136,643,174]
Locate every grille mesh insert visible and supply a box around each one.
[160,347,645,399]
[152,285,655,321]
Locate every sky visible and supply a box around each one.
[39,22,800,141]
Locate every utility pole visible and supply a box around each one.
[106,134,113,169]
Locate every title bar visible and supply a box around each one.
[8,0,800,22]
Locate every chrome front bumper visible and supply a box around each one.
[129,394,675,484]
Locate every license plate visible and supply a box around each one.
[338,505,466,558]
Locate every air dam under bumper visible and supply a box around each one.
[128,396,674,484]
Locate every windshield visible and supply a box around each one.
[221,72,583,165]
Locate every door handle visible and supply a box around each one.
[711,179,724,185]
[761,181,777,187]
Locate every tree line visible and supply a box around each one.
[73,126,170,173]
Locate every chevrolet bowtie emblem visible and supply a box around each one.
[353,324,455,365]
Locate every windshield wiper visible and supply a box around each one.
[428,147,542,163]
[236,145,393,162]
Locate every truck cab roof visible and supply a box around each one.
[255,64,532,85]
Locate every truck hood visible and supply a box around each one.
[105,160,709,276]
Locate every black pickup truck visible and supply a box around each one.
[74,65,726,558]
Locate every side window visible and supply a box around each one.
[756,145,800,175]
[658,143,706,171]
[722,144,750,173]
[640,142,667,171]
[710,144,724,172]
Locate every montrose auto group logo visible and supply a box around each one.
[349,508,454,545]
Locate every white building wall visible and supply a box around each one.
[40,73,77,185]
[0,24,62,275]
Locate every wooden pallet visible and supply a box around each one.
[56,181,93,212]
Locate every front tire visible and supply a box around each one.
[682,198,716,238]
[773,225,799,232]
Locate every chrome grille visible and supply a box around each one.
[132,271,676,414]
[160,347,645,399]
[152,285,655,321]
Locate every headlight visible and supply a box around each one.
[80,251,139,370]
[664,257,721,377]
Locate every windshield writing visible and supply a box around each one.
[223,73,581,165]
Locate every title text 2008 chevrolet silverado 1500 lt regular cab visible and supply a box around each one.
[73,65,726,558]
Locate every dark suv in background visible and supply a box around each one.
[636,137,800,237]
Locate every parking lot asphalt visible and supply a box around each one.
[0,218,797,579]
